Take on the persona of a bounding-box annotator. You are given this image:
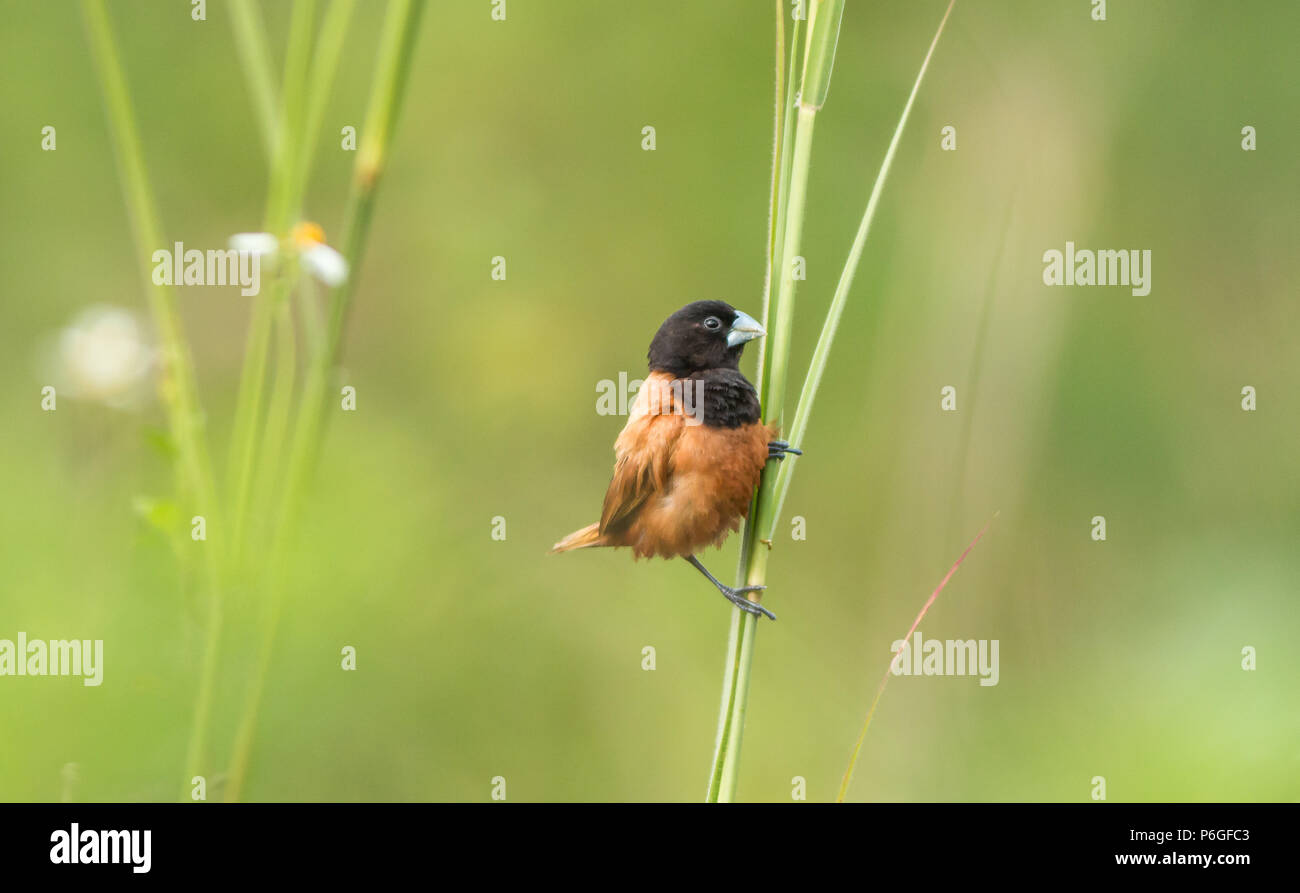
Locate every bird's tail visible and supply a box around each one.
[549,523,603,553]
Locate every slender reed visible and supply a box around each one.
[766,0,956,534]
[226,0,318,568]
[753,1,800,397]
[84,0,425,803]
[224,0,427,801]
[248,0,358,547]
[708,0,955,802]
[80,0,227,801]
[838,513,993,801]
[229,0,281,162]
[278,0,427,538]
[708,0,844,804]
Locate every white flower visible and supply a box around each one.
[299,242,348,287]
[228,232,280,258]
[227,222,348,288]
[55,306,155,408]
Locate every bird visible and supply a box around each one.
[551,300,801,620]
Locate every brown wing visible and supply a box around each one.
[599,373,686,537]
[614,419,773,557]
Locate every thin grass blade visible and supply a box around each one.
[837,511,995,802]
[767,0,956,538]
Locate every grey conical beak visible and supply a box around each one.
[726,311,766,348]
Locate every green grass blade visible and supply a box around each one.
[225,0,427,801]
[229,0,282,163]
[709,0,955,803]
[800,0,844,111]
[710,1,787,801]
[756,7,802,405]
[80,0,227,801]
[838,513,994,801]
[247,0,358,547]
[292,0,358,210]
[766,0,956,539]
[708,1,834,805]
[281,0,427,528]
[754,0,784,392]
[227,0,318,565]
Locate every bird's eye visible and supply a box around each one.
[703,316,722,331]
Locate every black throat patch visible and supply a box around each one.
[688,368,761,429]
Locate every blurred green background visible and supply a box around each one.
[1,0,1296,802]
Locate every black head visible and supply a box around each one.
[646,300,766,376]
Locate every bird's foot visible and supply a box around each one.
[685,554,778,620]
[767,440,803,462]
[719,584,776,620]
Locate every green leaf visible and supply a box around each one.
[800,0,844,110]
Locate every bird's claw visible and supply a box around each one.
[721,584,776,620]
[685,555,778,620]
[767,440,803,461]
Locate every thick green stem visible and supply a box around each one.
[763,105,815,433]
[705,0,957,802]
[707,1,788,800]
[757,10,803,405]
[708,111,816,804]
[707,0,954,803]
[753,0,785,393]
[708,1,829,802]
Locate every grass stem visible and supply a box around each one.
[708,0,954,801]
[708,1,830,802]
[80,0,227,802]
[838,513,993,801]
[766,0,955,539]
[227,0,317,568]
[223,0,427,800]
[229,0,281,163]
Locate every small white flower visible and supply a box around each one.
[299,242,349,287]
[291,222,349,287]
[228,232,280,258]
[227,222,348,288]
[55,305,155,408]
